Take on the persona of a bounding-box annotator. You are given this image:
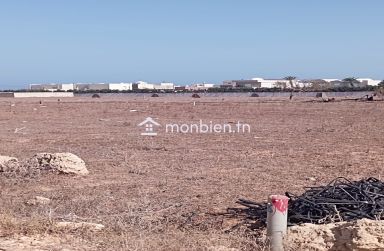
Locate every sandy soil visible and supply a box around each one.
[0,95,384,250]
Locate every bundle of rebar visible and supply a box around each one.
[230,177,384,226]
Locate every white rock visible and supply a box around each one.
[34,153,89,175]
[0,156,19,172]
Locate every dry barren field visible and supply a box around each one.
[1,95,384,250]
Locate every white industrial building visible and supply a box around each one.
[60,84,74,91]
[30,83,74,91]
[356,78,382,86]
[189,83,216,90]
[135,81,154,90]
[135,81,175,90]
[30,83,109,91]
[109,83,133,91]
[30,81,176,91]
[75,83,109,91]
[154,82,175,90]
[251,78,294,88]
[30,83,58,91]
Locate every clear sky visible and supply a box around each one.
[0,0,383,89]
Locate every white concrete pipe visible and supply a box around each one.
[267,195,289,251]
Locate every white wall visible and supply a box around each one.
[14,92,74,98]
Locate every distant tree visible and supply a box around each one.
[374,80,384,97]
[307,79,331,91]
[275,81,287,89]
[342,77,359,87]
[284,76,297,88]
[284,76,297,100]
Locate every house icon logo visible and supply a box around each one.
[138,117,161,136]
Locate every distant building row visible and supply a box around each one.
[222,78,382,89]
[30,78,382,92]
[30,81,175,92]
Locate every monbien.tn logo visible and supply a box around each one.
[138,117,251,136]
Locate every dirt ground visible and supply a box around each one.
[1,95,384,250]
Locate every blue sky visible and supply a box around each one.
[0,0,383,89]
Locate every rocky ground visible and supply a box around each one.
[287,219,384,250]
[1,95,384,250]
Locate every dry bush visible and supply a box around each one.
[0,211,52,237]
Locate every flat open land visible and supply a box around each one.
[1,96,384,250]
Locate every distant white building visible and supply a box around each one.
[75,83,109,91]
[135,81,154,90]
[321,78,381,86]
[251,78,294,88]
[356,78,382,86]
[30,83,58,91]
[156,82,175,90]
[134,81,175,90]
[295,80,313,88]
[61,83,74,91]
[189,83,215,90]
[322,79,340,83]
[30,83,74,91]
[109,83,133,91]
